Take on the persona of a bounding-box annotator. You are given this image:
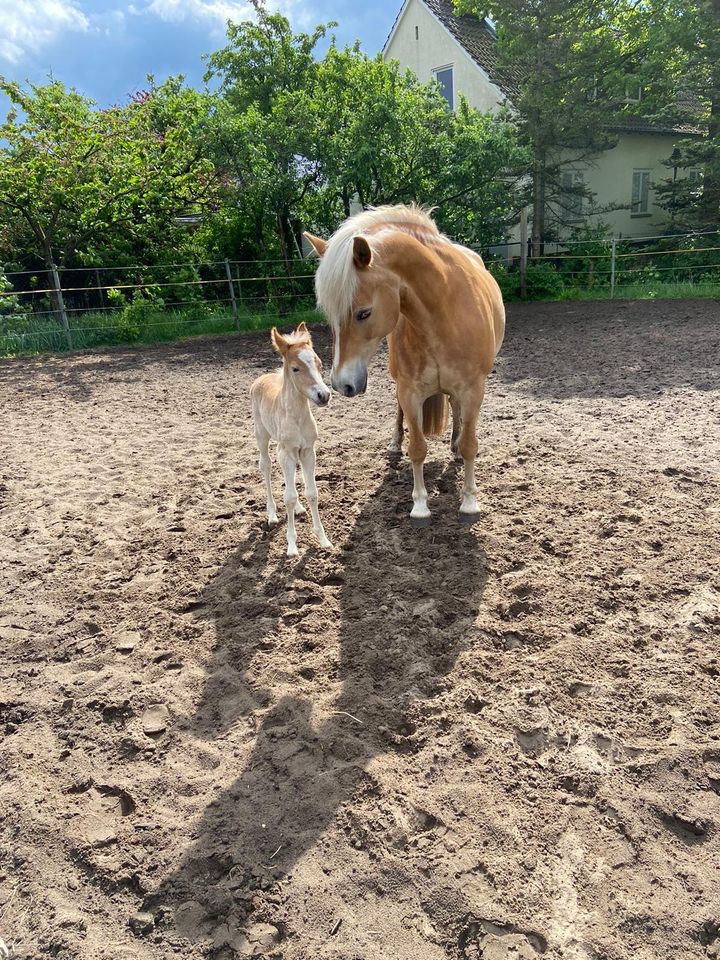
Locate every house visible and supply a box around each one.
[383,0,700,240]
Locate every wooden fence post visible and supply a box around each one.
[50,262,72,349]
[519,207,528,300]
[225,259,239,331]
[610,238,617,299]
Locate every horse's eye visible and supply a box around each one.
[356,308,372,322]
[292,366,300,373]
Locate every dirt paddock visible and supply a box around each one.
[1,299,719,960]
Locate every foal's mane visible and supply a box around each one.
[314,204,446,328]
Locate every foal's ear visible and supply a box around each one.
[271,326,289,355]
[352,235,372,269]
[295,321,311,340]
[303,232,327,258]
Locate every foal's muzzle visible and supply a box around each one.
[331,367,367,398]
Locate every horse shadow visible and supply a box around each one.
[149,455,489,948]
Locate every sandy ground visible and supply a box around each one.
[1,298,719,960]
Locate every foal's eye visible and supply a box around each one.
[291,366,300,373]
[355,307,372,322]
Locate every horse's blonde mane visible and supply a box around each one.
[313,205,446,327]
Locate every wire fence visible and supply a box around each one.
[2,230,719,355]
[479,229,720,300]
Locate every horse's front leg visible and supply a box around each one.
[457,380,486,521]
[398,388,430,524]
[387,401,404,455]
[299,444,332,549]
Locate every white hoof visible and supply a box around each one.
[267,514,279,527]
[459,494,481,516]
[318,536,333,550]
[287,544,299,557]
[410,502,431,520]
[295,501,306,516]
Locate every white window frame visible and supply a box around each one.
[624,80,642,104]
[432,64,454,110]
[561,170,585,223]
[631,169,652,216]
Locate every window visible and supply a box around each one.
[624,80,642,104]
[687,168,702,183]
[631,169,651,215]
[432,66,454,109]
[561,171,585,222]
[415,24,419,39]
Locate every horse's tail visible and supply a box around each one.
[422,393,448,437]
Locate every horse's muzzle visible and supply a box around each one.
[331,367,367,398]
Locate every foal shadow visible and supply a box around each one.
[150,456,489,947]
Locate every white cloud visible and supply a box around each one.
[144,0,253,26]
[139,0,310,31]
[0,0,89,64]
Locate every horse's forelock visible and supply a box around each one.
[314,204,441,329]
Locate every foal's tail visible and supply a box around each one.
[422,393,449,437]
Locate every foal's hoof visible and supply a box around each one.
[295,502,306,516]
[267,516,279,528]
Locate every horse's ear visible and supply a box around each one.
[271,327,288,355]
[303,232,327,258]
[295,321,310,340]
[353,235,372,270]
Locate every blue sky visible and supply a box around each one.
[0,0,396,106]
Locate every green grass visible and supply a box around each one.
[0,303,322,357]
[556,280,720,301]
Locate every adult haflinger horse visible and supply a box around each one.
[304,204,505,524]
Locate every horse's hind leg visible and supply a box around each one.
[457,380,486,521]
[387,401,404,455]
[450,395,463,461]
[299,445,332,549]
[255,423,278,526]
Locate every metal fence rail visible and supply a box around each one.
[2,230,719,354]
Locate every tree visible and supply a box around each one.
[634,0,720,231]
[309,45,526,246]
[205,7,526,257]
[453,0,648,254]
[0,77,218,273]
[203,2,332,261]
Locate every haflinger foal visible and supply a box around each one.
[304,204,505,525]
[250,323,333,557]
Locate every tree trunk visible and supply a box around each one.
[699,0,720,228]
[531,148,546,259]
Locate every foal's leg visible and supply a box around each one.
[457,380,486,520]
[278,445,300,557]
[450,395,463,462]
[255,424,278,526]
[299,445,332,549]
[387,402,404,454]
[398,388,430,523]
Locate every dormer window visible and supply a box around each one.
[432,65,454,109]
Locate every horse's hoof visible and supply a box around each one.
[410,514,432,528]
[267,516,279,528]
[295,503,306,516]
[386,446,402,458]
[459,511,480,526]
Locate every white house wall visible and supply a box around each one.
[577,133,681,238]
[384,0,504,114]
